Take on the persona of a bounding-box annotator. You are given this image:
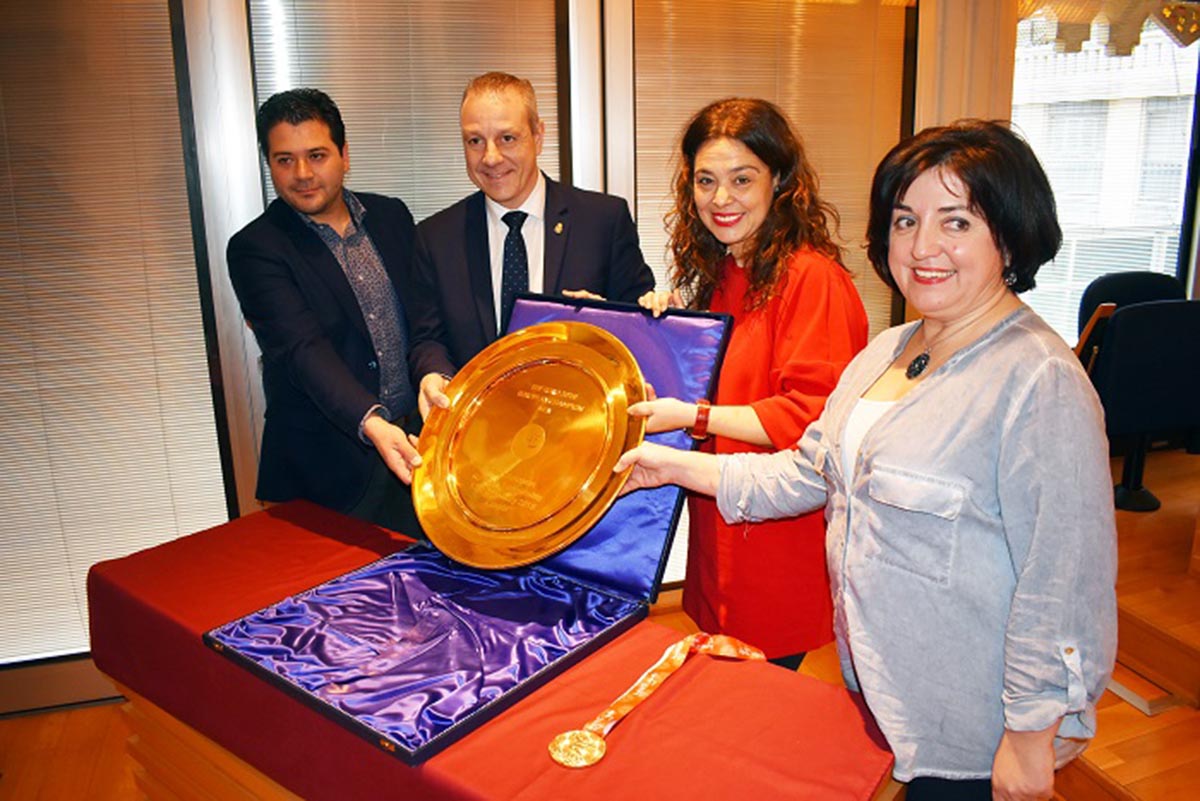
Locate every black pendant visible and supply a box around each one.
[905,351,930,380]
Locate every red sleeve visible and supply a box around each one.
[750,251,869,449]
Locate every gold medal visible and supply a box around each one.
[548,633,765,768]
[548,728,607,767]
[413,322,645,569]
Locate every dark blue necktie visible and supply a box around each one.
[500,210,529,334]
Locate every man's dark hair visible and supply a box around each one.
[255,88,346,157]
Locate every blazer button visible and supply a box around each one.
[368,360,378,370]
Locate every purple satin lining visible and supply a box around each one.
[210,298,729,760]
[208,545,640,752]
[509,297,729,599]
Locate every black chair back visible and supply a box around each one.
[1077,271,1184,336]
[1089,299,1200,510]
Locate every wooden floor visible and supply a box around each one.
[1,449,1197,800]
[1082,449,1200,800]
[0,701,137,799]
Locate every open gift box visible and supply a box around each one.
[204,295,731,764]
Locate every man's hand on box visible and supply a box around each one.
[637,289,682,318]
[562,288,605,301]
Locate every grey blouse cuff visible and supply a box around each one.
[715,453,750,524]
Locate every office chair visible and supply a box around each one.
[1076,271,1186,375]
[1088,299,1200,511]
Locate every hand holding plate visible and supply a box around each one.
[418,372,451,421]
[364,414,422,484]
[627,397,696,434]
[614,442,720,497]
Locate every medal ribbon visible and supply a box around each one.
[549,632,765,767]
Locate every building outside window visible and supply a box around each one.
[1011,11,1197,343]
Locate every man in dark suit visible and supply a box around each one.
[408,72,655,416]
[228,89,422,533]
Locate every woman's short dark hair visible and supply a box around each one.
[255,88,346,157]
[668,98,843,311]
[865,120,1061,294]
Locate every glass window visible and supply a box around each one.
[1012,10,1197,343]
[1044,100,1107,219]
[1138,95,1191,215]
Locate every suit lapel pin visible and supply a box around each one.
[554,221,564,235]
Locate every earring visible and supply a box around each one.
[1003,268,1017,288]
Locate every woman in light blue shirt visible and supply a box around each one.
[616,120,1117,801]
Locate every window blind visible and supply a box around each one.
[632,0,910,338]
[246,0,560,222]
[0,0,228,664]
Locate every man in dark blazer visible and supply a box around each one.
[228,89,422,533]
[408,72,655,416]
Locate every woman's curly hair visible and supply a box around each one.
[667,98,845,311]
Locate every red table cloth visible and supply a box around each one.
[88,501,893,800]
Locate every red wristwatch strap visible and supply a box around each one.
[689,399,711,441]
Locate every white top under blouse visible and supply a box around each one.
[841,398,896,485]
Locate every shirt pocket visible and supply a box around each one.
[864,464,965,586]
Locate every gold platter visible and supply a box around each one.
[412,321,646,569]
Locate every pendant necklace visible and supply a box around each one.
[904,321,955,380]
[904,313,988,380]
[904,293,1021,381]
[904,348,931,380]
